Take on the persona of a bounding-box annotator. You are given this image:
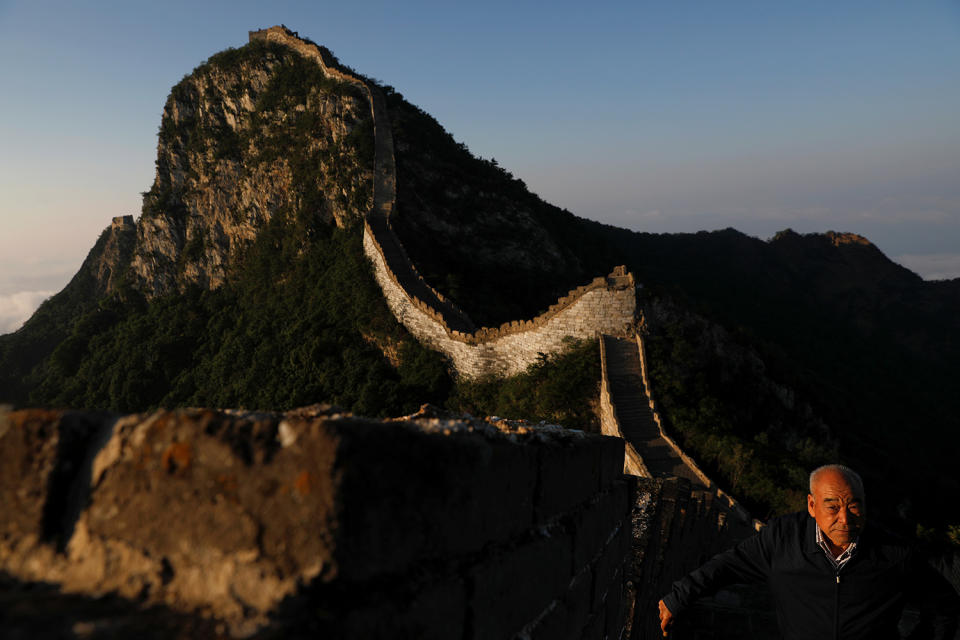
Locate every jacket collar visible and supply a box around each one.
[804,515,822,556]
[803,513,870,563]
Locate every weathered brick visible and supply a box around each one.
[576,481,634,576]
[0,410,113,546]
[339,575,466,639]
[604,566,625,639]
[592,523,627,609]
[617,490,635,563]
[365,222,637,380]
[470,531,572,640]
[573,496,609,573]
[337,421,537,580]
[527,600,564,640]
[537,438,602,522]
[528,567,593,640]
[582,611,606,640]
[599,436,625,488]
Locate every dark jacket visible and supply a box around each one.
[662,511,958,640]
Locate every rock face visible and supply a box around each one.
[0,405,634,638]
[91,216,137,295]
[128,41,374,298]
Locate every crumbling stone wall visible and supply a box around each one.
[365,236,638,377]
[634,332,755,525]
[625,478,776,640]
[111,215,134,230]
[0,406,635,639]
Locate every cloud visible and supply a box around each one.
[0,291,54,335]
[893,254,960,281]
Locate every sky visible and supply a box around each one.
[2,0,959,332]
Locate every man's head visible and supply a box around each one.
[807,464,866,552]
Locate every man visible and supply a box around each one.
[658,464,958,639]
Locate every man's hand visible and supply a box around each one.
[658,599,674,637]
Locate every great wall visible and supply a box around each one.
[245,26,761,638]
[245,26,753,514]
[249,27,640,378]
[0,27,770,639]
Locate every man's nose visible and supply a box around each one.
[838,508,849,525]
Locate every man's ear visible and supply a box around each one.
[807,494,816,518]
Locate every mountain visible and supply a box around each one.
[1,27,957,533]
[0,38,447,415]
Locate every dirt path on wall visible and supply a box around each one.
[602,336,706,489]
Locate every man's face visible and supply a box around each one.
[807,469,865,551]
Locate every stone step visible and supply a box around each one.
[602,333,709,491]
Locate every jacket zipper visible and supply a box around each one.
[834,569,841,640]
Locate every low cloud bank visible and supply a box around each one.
[894,254,960,281]
[0,291,54,335]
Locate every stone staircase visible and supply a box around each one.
[602,335,707,489]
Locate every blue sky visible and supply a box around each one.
[2,0,959,331]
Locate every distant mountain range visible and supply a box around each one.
[1,29,956,533]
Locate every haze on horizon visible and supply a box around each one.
[2,0,959,333]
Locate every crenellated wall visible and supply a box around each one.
[634,332,758,528]
[250,25,638,379]
[111,215,134,230]
[366,230,638,377]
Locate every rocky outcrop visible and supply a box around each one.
[128,39,374,299]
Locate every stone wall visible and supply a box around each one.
[111,215,134,230]
[635,333,757,527]
[599,335,650,477]
[366,230,638,377]
[250,25,638,379]
[249,26,371,96]
[0,406,635,639]
[624,478,775,640]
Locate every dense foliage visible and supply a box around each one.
[0,228,117,403]
[642,299,837,518]
[447,339,601,431]
[385,87,620,327]
[0,41,422,417]
[28,218,450,416]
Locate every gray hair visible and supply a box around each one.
[809,464,865,498]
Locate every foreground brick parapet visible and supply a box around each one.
[1,406,634,638]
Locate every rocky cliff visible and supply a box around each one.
[129,40,373,298]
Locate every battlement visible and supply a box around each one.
[250,25,639,378]
[248,26,365,89]
[111,215,134,229]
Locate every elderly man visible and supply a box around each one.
[658,464,958,639]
